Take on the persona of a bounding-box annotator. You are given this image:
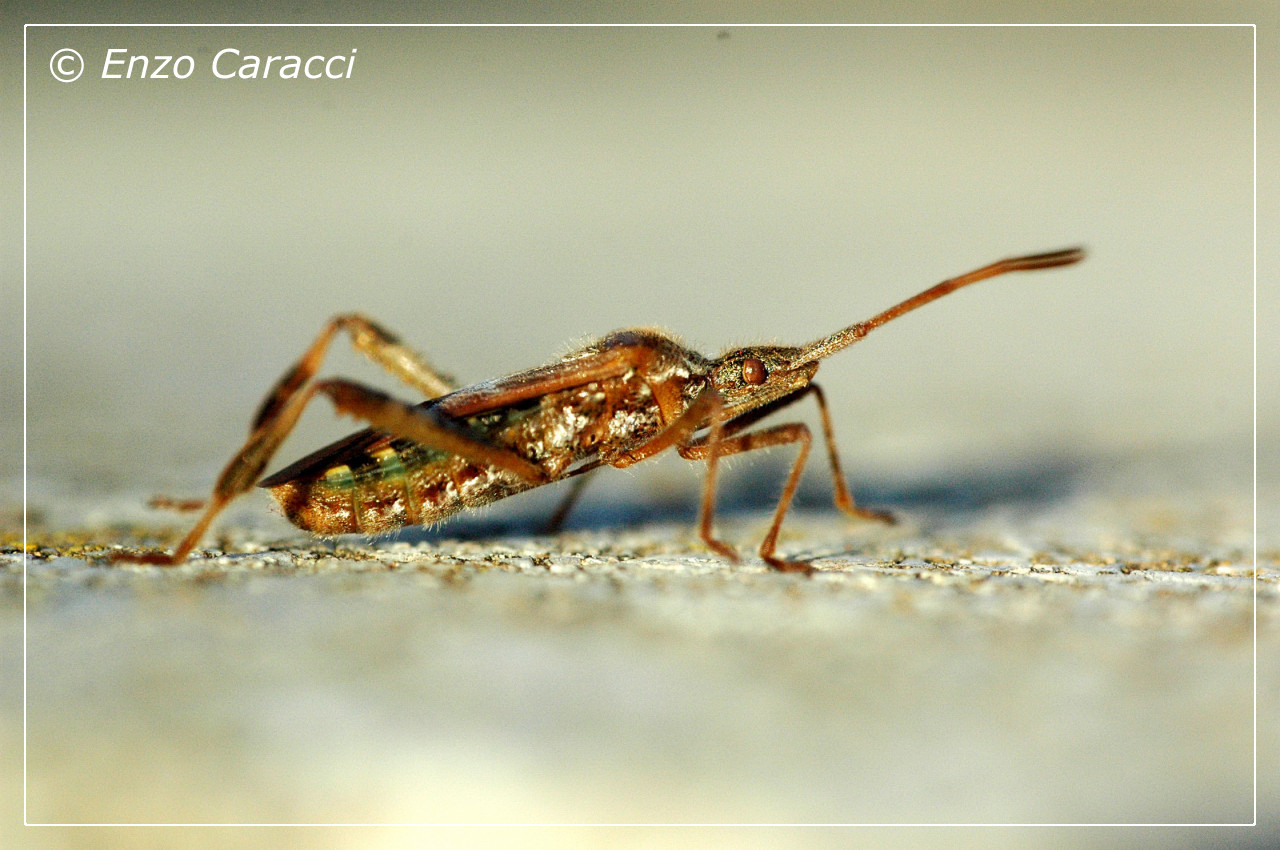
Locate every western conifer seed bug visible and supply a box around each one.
[116,248,1084,573]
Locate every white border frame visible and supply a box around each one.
[21,21,1259,830]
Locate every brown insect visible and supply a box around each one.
[116,248,1084,572]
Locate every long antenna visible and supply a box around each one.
[790,247,1085,367]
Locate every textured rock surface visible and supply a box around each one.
[5,443,1273,847]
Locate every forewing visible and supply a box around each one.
[259,346,643,488]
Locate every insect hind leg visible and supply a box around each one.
[114,376,550,566]
[252,313,458,433]
[114,376,334,565]
[114,313,460,566]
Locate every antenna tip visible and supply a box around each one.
[1008,246,1087,270]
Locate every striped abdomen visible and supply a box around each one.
[262,374,662,535]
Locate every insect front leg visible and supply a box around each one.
[709,384,894,525]
[808,384,895,525]
[678,422,816,574]
[665,383,890,572]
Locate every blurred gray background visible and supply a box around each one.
[7,8,1276,848]
[20,24,1255,500]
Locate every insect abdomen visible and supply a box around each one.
[266,374,661,535]
[269,446,533,535]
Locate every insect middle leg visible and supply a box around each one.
[542,470,595,533]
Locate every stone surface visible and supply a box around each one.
[5,444,1273,847]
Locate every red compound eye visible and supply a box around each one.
[741,357,767,385]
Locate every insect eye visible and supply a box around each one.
[741,357,767,386]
